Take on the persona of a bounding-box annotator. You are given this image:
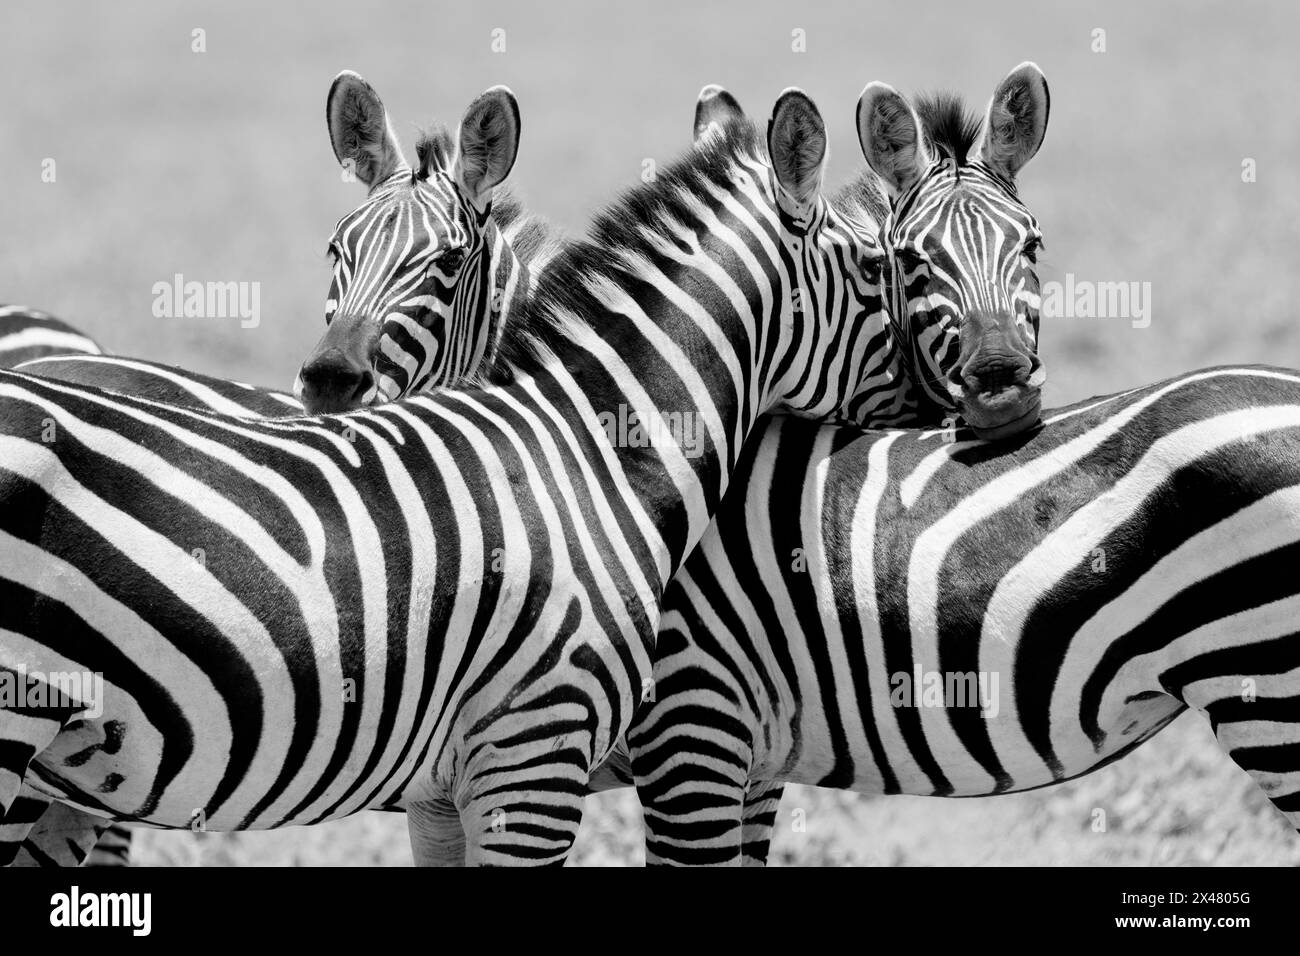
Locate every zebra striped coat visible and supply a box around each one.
[0,97,905,865]
[0,307,102,367]
[0,80,744,867]
[4,69,1048,867]
[0,73,566,865]
[629,367,1300,863]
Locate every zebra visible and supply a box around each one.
[294,72,557,413]
[0,307,301,418]
[1,70,565,867]
[855,66,1047,438]
[627,64,1064,864]
[0,88,907,866]
[4,80,783,869]
[13,354,304,417]
[628,365,1300,864]
[0,351,307,866]
[18,73,558,418]
[0,307,103,367]
[0,312,128,867]
[4,69,1048,867]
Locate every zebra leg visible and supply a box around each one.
[628,674,753,864]
[0,789,53,866]
[632,751,748,866]
[408,790,584,866]
[636,779,747,866]
[84,824,133,866]
[1210,707,1300,834]
[456,788,585,867]
[0,679,76,828]
[740,781,784,866]
[408,747,630,866]
[406,797,468,866]
[11,798,112,867]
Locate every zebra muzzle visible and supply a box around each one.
[298,347,375,414]
[948,352,1045,440]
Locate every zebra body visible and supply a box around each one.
[0,311,127,866]
[0,94,904,865]
[15,354,304,417]
[0,307,103,367]
[0,79,734,866]
[630,366,1300,863]
[0,75,581,866]
[0,79,735,867]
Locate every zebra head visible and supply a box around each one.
[297,72,521,414]
[857,63,1049,439]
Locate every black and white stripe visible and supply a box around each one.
[627,66,1056,865]
[1,74,559,865]
[296,74,551,414]
[0,93,905,866]
[630,366,1300,864]
[855,65,1049,438]
[0,307,103,367]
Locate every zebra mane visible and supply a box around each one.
[914,92,983,166]
[491,187,527,229]
[414,122,456,179]
[830,174,889,236]
[493,117,768,376]
[491,188,561,267]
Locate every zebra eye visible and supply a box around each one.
[1022,238,1042,262]
[893,247,927,271]
[428,247,467,276]
[858,250,887,278]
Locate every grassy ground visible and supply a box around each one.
[4,0,1300,864]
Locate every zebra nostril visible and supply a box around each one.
[945,363,967,402]
[349,370,374,404]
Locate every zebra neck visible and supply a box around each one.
[512,214,796,585]
[480,226,524,375]
[514,336,751,592]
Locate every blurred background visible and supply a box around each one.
[3,0,1299,864]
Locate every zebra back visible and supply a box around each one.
[0,306,104,368]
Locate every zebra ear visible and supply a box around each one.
[327,71,409,190]
[767,88,827,215]
[454,86,521,210]
[694,85,745,144]
[978,62,1050,182]
[857,82,930,198]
